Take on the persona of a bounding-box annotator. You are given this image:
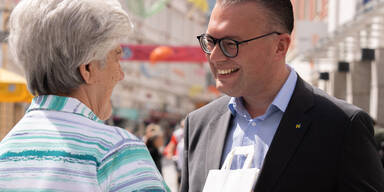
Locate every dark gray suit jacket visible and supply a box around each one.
[181,76,384,192]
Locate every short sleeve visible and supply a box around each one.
[97,138,170,192]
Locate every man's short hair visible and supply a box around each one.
[218,0,294,34]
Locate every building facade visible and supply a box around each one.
[113,0,214,131]
[291,0,384,127]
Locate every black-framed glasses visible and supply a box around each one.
[197,32,282,58]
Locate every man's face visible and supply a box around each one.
[206,2,281,97]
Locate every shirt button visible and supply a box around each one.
[251,122,257,127]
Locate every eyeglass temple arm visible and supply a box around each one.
[238,32,282,45]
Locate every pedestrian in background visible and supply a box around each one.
[164,119,185,186]
[145,123,165,174]
[0,0,169,191]
[164,120,184,161]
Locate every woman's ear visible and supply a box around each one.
[79,64,91,84]
[79,61,99,84]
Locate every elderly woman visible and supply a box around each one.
[0,0,170,191]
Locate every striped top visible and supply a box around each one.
[0,95,170,192]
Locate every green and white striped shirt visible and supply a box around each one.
[0,95,170,192]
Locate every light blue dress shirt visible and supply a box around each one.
[221,66,298,170]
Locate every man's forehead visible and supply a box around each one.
[207,2,267,37]
[207,16,230,34]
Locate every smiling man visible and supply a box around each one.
[0,0,170,191]
[180,0,384,192]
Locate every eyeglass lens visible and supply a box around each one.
[200,35,238,57]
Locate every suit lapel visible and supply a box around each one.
[206,104,232,172]
[255,77,315,192]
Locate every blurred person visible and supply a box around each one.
[0,0,170,191]
[176,136,184,189]
[164,120,185,186]
[181,0,384,191]
[145,123,165,174]
[176,137,184,171]
[143,122,155,142]
[175,120,185,172]
[164,120,184,160]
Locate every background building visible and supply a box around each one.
[290,0,384,128]
[111,0,216,134]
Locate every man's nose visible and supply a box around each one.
[209,44,228,62]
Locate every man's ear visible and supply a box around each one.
[79,61,99,84]
[274,33,291,60]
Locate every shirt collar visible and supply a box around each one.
[228,97,247,117]
[228,65,298,117]
[271,66,297,112]
[27,95,103,123]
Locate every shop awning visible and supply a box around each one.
[0,68,33,103]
